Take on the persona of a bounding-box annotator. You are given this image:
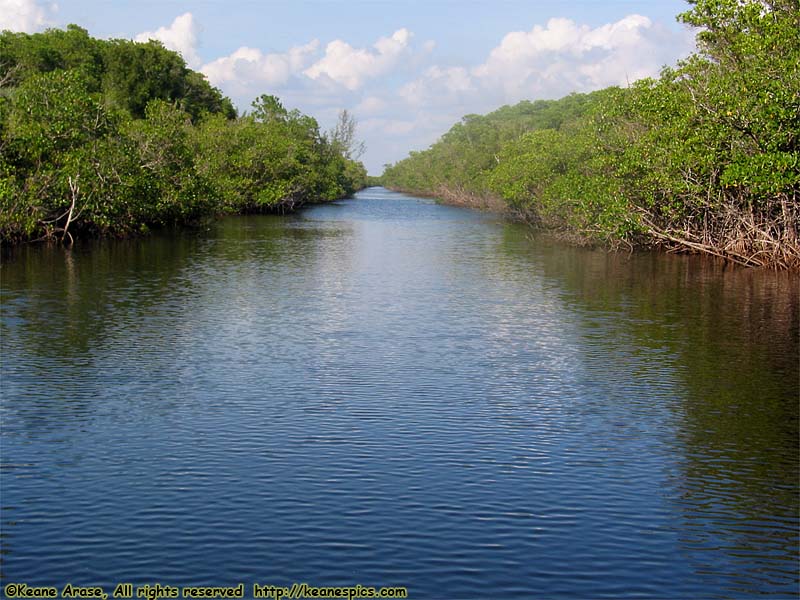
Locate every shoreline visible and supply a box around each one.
[384,184,799,270]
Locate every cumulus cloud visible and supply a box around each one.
[475,15,687,96]
[198,27,421,123]
[135,12,202,68]
[146,14,693,173]
[304,28,413,90]
[400,65,474,107]
[0,0,55,32]
[201,41,320,92]
[402,15,694,110]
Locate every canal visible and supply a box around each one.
[1,187,798,598]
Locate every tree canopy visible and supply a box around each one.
[0,25,367,243]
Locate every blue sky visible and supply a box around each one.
[3,0,697,173]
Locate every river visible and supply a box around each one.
[1,187,798,598]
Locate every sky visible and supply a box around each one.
[2,0,698,174]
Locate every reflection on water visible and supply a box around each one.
[1,188,797,598]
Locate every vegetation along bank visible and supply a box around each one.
[381,0,799,269]
[0,26,368,244]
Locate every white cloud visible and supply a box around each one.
[178,16,692,173]
[201,40,319,93]
[304,28,412,90]
[198,27,421,134]
[471,15,692,99]
[0,0,55,32]
[400,65,473,107]
[398,15,693,112]
[135,12,201,68]
[361,14,694,172]
[201,28,416,98]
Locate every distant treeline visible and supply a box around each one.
[0,25,367,244]
[382,0,799,269]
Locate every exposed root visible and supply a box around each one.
[32,175,84,245]
[637,194,800,270]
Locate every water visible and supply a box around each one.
[1,187,798,599]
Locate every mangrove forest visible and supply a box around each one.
[382,0,800,269]
[0,25,368,244]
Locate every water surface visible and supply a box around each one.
[2,187,798,598]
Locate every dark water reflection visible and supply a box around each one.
[1,187,797,598]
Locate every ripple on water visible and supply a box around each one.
[1,188,798,598]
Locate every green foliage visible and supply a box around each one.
[181,71,236,121]
[0,25,104,90]
[0,26,367,244]
[383,92,600,196]
[0,25,235,122]
[6,70,112,165]
[383,0,799,267]
[123,100,215,224]
[192,102,365,214]
[102,39,195,119]
[251,94,289,123]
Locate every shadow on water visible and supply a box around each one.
[0,217,350,431]
[495,225,799,594]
